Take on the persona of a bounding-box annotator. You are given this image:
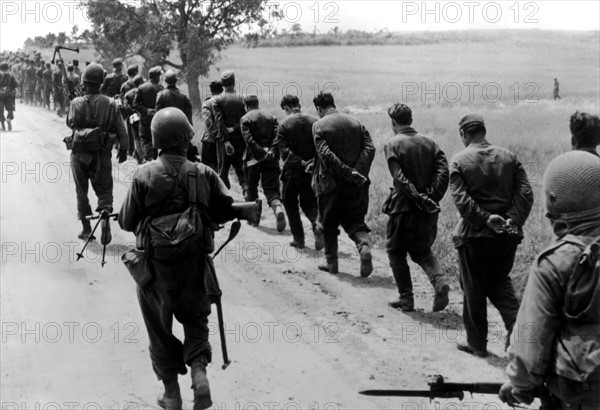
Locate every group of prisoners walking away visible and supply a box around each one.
[1,47,599,410]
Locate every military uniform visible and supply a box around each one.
[67,88,129,221]
[501,151,600,410]
[201,95,219,170]
[450,115,533,354]
[24,63,37,104]
[133,77,163,161]
[100,61,128,98]
[383,123,449,311]
[240,104,281,205]
[52,67,65,117]
[212,77,246,192]
[35,64,44,105]
[312,108,376,273]
[0,66,18,130]
[277,108,320,245]
[42,66,52,108]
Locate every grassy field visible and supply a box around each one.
[30,30,600,295]
[198,30,599,295]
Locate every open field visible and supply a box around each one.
[198,30,599,294]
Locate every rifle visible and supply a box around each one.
[51,45,81,103]
[360,375,552,409]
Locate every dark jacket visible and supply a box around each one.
[212,90,246,141]
[133,81,163,125]
[383,126,449,214]
[449,140,534,248]
[120,79,136,100]
[311,109,375,196]
[0,72,18,96]
[100,72,128,97]
[155,85,193,125]
[277,109,317,178]
[240,108,279,166]
[66,92,129,153]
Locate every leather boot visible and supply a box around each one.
[351,231,373,278]
[191,363,212,410]
[157,377,182,410]
[290,236,305,249]
[388,265,414,311]
[318,235,338,274]
[78,219,94,240]
[270,200,286,232]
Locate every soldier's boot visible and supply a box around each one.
[351,231,373,278]
[388,265,415,312]
[418,253,449,312]
[290,236,305,249]
[191,363,212,410]
[157,377,182,410]
[318,235,338,274]
[1,122,5,131]
[312,223,325,251]
[270,199,286,233]
[77,219,94,240]
[100,212,112,245]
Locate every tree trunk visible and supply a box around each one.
[186,70,202,116]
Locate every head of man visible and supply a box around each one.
[151,107,195,152]
[112,58,123,73]
[67,64,74,73]
[543,151,600,236]
[313,92,335,118]
[458,114,486,147]
[280,94,300,115]
[209,80,223,96]
[244,95,259,112]
[73,59,79,68]
[220,70,235,89]
[0,62,9,72]
[570,111,600,151]
[387,103,412,133]
[127,65,139,78]
[81,63,104,94]
[164,70,177,86]
[133,74,144,87]
[148,66,162,83]
[45,63,51,69]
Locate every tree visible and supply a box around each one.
[290,23,303,38]
[82,0,281,112]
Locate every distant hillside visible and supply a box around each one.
[245,29,599,48]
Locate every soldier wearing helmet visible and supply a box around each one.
[133,66,164,161]
[155,70,197,162]
[500,151,600,410]
[119,107,262,410]
[383,103,450,313]
[100,57,128,99]
[450,114,534,358]
[66,63,129,241]
[0,62,19,131]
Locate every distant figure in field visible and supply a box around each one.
[553,78,561,100]
[570,111,600,157]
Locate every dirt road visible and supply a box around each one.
[1,104,527,410]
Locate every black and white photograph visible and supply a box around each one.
[1,1,599,409]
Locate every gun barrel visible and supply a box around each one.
[432,382,503,395]
[359,390,433,397]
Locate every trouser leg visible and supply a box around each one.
[230,138,247,195]
[387,214,413,298]
[90,153,114,213]
[70,154,93,220]
[486,238,520,334]
[458,242,489,350]
[217,142,232,189]
[0,97,5,123]
[318,193,340,264]
[244,164,260,202]
[298,174,318,224]
[260,160,282,206]
[200,141,218,171]
[282,177,304,241]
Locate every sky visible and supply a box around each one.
[1,0,599,51]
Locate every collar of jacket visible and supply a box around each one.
[395,125,417,135]
[467,139,490,148]
[167,85,178,90]
[323,107,337,117]
[291,108,302,114]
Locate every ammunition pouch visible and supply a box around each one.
[71,127,105,153]
[121,248,152,287]
[232,199,262,226]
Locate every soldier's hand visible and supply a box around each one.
[486,214,507,234]
[348,170,367,186]
[305,161,315,174]
[498,382,519,407]
[224,141,235,156]
[118,149,128,164]
[265,150,275,162]
[418,193,440,214]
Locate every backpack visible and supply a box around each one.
[145,159,215,262]
[68,97,106,153]
[563,236,600,320]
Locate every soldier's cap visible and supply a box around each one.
[127,65,139,77]
[148,66,162,77]
[459,114,485,131]
[244,95,259,104]
[73,59,79,66]
[164,70,177,84]
[221,70,235,85]
[112,58,123,66]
